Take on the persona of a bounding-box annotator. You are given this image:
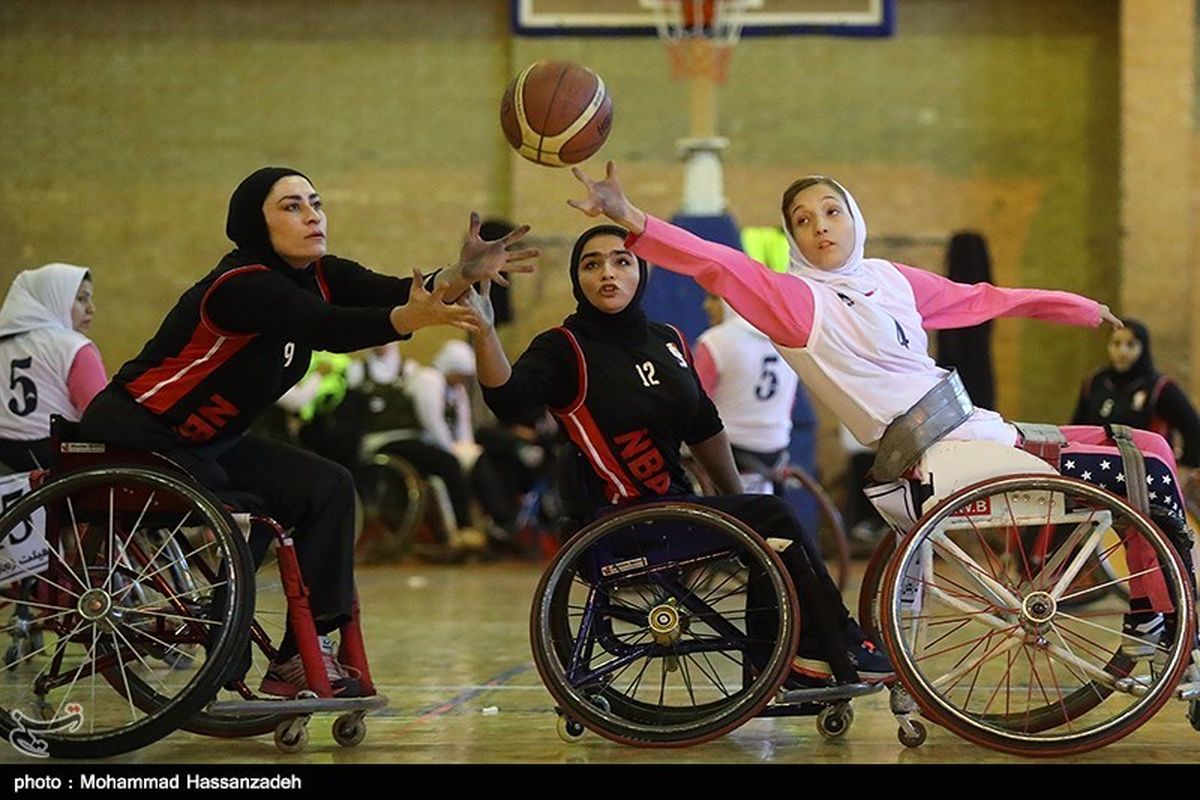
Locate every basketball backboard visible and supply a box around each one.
[510,0,894,38]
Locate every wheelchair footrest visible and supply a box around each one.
[776,682,884,705]
[206,694,389,716]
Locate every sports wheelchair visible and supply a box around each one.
[857,439,1199,756]
[530,500,888,747]
[0,419,386,759]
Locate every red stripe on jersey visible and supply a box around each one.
[553,327,588,415]
[124,327,257,414]
[548,328,638,502]
[314,259,331,301]
[198,265,271,337]
[561,404,639,503]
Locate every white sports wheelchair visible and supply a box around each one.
[860,437,1199,756]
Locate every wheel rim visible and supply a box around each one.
[881,475,1195,755]
[531,503,798,746]
[0,466,253,756]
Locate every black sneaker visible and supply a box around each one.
[847,637,895,683]
[1120,612,1165,658]
[792,639,894,684]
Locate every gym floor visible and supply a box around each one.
[7,559,1192,766]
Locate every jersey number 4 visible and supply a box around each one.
[7,358,38,417]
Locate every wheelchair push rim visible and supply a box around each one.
[0,465,255,759]
[530,502,800,747]
[880,474,1196,757]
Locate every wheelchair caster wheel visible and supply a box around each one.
[1189,700,1200,733]
[897,719,927,748]
[817,704,854,739]
[333,713,367,747]
[556,714,586,743]
[274,719,309,754]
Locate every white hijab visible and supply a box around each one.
[780,177,882,294]
[0,263,90,338]
[432,339,476,378]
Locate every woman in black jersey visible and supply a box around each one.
[79,166,535,697]
[470,224,891,686]
[1072,319,1200,474]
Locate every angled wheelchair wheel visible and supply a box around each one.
[880,474,1195,756]
[857,532,898,645]
[531,502,799,747]
[0,465,255,758]
[778,466,851,592]
[356,454,426,560]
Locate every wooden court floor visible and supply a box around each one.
[2,558,1197,766]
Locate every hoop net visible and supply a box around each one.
[641,0,752,85]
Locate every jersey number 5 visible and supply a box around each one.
[7,358,38,417]
[755,354,780,400]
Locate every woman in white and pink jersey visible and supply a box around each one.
[0,264,106,471]
[568,162,1194,655]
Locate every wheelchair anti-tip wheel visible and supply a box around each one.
[880,474,1196,757]
[531,502,799,747]
[0,465,255,759]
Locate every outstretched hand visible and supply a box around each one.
[568,161,647,234]
[459,279,497,334]
[394,268,481,335]
[454,212,539,288]
[1099,305,1122,330]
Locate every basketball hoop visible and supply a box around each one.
[640,0,754,85]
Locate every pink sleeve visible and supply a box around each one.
[694,341,719,397]
[628,216,814,348]
[67,344,108,413]
[895,264,1102,330]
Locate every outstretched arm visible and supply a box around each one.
[896,264,1120,330]
[568,162,814,348]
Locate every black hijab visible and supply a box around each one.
[1108,318,1157,386]
[225,166,312,272]
[562,225,649,345]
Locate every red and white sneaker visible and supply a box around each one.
[259,636,364,698]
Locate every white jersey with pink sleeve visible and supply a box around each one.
[628,214,1102,449]
[696,313,798,452]
[0,327,93,438]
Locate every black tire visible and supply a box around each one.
[531,502,799,747]
[880,474,1195,756]
[0,465,255,758]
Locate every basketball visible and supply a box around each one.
[500,60,613,168]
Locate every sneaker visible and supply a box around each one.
[259,636,363,698]
[1120,612,1165,658]
[792,639,895,685]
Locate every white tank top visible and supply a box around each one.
[0,328,91,440]
[697,315,798,452]
[776,261,1016,448]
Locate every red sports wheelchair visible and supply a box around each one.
[0,417,386,758]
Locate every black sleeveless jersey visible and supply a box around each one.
[483,321,724,507]
[110,252,414,445]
